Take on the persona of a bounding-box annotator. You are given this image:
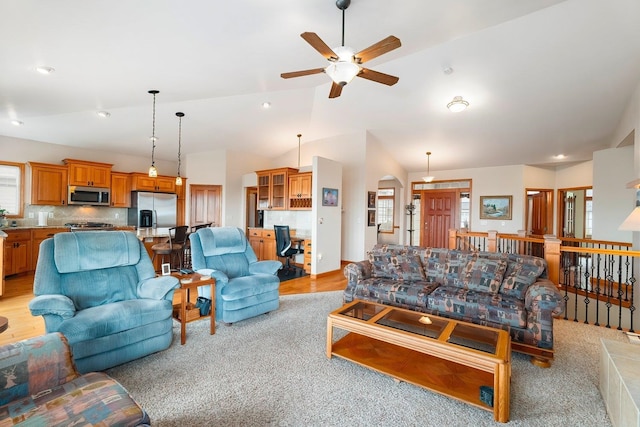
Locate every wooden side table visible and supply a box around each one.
[0,317,7,334]
[172,273,215,345]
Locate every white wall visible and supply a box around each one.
[0,135,176,175]
[408,165,525,233]
[312,156,342,275]
[593,145,635,242]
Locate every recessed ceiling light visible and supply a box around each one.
[554,154,567,159]
[35,66,55,75]
[261,102,271,109]
[447,96,469,112]
[10,120,23,126]
[96,111,111,118]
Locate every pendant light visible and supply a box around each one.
[447,96,469,112]
[175,112,184,186]
[148,90,159,177]
[297,133,302,168]
[422,151,434,183]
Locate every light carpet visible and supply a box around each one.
[106,291,627,427]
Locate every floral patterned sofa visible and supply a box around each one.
[343,244,564,366]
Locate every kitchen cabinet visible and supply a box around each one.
[303,239,312,274]
[63,159,112,187]
[29,162,68,206]
[248,228,277,261]
[130,173,176,193]
[256,168,297,210]
[31,227,69,271]
[176,177,187,226]
[110,172,131,207]
[289,172,312,210]
[4,230,31,276]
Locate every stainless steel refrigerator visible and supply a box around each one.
[128,192,178,229]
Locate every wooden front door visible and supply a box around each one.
[420,190,457,248]
[190,185,222,227]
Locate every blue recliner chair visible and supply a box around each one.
[189,227,282,324]
[28,231,179,373]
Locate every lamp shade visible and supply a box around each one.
[619,207,640,231]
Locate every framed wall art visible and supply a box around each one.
[322,188,339,206]
[480,195,512,220]
[367,209,376,226]
[368,191,376,208]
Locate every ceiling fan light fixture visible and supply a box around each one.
[325,61,360,86]
[447,96,469,112]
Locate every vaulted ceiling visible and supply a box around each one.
[1,0,639,172]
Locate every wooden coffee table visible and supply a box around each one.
[327,300,511,423]
[172,273,215,345]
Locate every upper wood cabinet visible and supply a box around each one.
[130,173,176,193]
[63,159,112,187]
[289,172,312,210]
[110,172,131,207]
[29,162,68,206]
[256,168,298,210]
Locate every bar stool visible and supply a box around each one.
[152,226,189,271]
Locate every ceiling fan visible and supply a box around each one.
[280,0,401,98]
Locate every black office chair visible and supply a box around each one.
[274,225,303,275]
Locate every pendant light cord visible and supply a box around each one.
[177,115,182,176]
[297,133,302,169]
[150,92,157,167]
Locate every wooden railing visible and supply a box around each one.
[448,229,639,332]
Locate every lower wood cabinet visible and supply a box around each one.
[303,239,312,274]
[31,228,69,271]
[248,228,278,261]
[4,230,31,276]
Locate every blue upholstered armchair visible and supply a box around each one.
[189,227,281,324]
[28,231,179,373]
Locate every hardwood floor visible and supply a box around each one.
[0,266,348,346]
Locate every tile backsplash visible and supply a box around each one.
[17,205,129,227]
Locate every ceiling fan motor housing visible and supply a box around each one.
[336,0,351,10]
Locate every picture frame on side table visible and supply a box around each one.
[368,209,376,226]
[161,263,171,276]
[368,191,376,208]
[322,188,339,206]
[480,195,513,220]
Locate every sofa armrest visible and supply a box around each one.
[196,268,229,285]
[138,275,180,300]
[249,260,282,275]
[525,278,565,317]
[0,333,79,406]
[343,260,372,283]
[28,294,76,318]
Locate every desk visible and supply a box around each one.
[172,273,215,345]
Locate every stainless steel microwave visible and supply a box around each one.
[68,186,111,206]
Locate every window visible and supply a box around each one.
[377,188,394,233]
[585,188,593,238]
[0,162,24,217]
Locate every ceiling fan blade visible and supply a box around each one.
[329,82,343,98]
[357,68,399,86]
[354,36,401,64]
[301,32,338,60]
[281,68,325,79]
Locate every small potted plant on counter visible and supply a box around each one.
[0,209,7,227]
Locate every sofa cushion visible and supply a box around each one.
[422,248,449,283]
[443,251,475,286]
[501,254,546,299]
[427,285,527,329]
[352,278,439,310]
[369,253,426,281]
[463,257,508,294]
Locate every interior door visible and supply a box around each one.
[526,189,553,237]
[190,185,222,227]
[420,190,457,248]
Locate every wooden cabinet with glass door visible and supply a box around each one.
[256,168,298,210]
